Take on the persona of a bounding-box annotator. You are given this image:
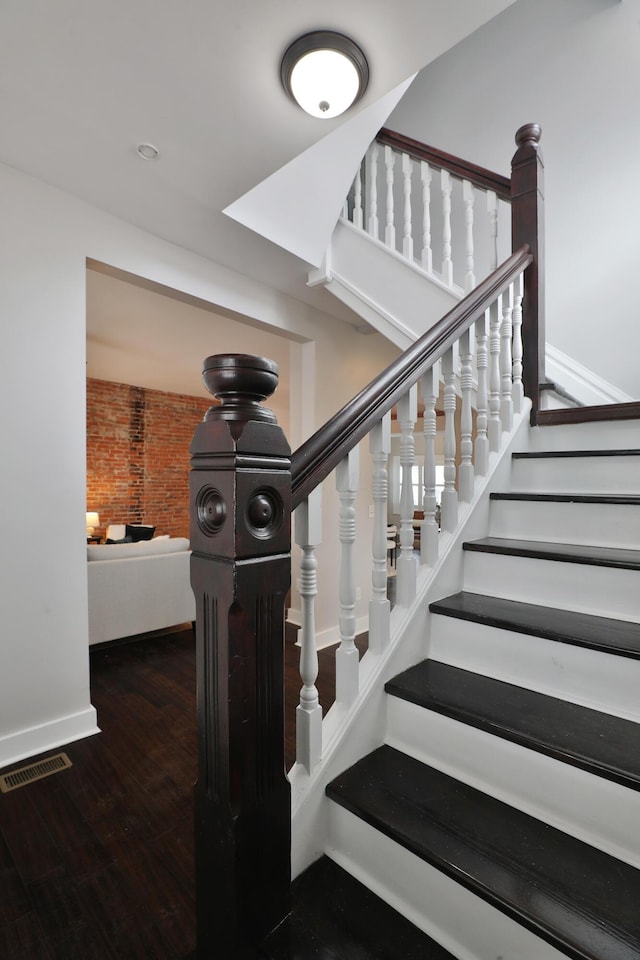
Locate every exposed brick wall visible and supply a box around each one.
[87,379,211,539]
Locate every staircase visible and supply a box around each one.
[279,417,640,959]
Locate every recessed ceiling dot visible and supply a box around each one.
[136,143,160,160]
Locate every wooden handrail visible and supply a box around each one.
[291,245,532,508]
[377,127,511,200]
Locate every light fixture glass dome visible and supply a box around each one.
[281,31,369,119]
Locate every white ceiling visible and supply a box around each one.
[1,0,516,393]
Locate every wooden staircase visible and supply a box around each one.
[272,418,640,959]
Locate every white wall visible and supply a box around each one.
[389,0,639,399]
[0,160,398,768]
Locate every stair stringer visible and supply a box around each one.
[308,218,460,350]
[289,401,532,879]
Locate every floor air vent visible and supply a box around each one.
[0,752,72,793]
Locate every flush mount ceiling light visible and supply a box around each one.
[136,142,159,160]
[280,31,369,119]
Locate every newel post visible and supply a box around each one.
[189,354,291,959]
[511,123,545,423]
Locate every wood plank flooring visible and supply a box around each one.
[0,624,366,960]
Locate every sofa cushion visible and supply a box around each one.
[87,537,190,561]
[126,523,156,541]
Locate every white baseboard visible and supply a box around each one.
[0,706,100,770]
[546,343,633,406]
[287,611,370,651]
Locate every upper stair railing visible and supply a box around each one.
[188,124,543,958]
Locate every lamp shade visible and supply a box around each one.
[86,512,100,533]
[281,32,369,119]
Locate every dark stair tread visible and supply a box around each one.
[429,591,640,659]
[327,745,640,960]
[384,660,640,791]
[463,536,640,570]
[261,855,455,960]
[512,448,640,459]
[491,491,640,505]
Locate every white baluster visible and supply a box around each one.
[421,365,439,566]
[396,385,418,606]
[294,490,323,773]
[335,447,359,707]
[384,145,396,249]
[462,180,476,292]
[369,414,391,653]
[488,297,502,452]
[402,153,413,261]
[512,271,524,414]
[474,309,490,476]
[342,197,349,221]
[487,191,498,272]
[420,160,433,274]
[441,169,453,286]
[501,284,514,432]
[353,165,363,230]
[440,347,458,531]
[367,142,379,239]
[459,329,474,502]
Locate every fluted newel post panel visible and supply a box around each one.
[511,123,544,423]
[189,354,291,959]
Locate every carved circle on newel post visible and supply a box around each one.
[196,486,227,536]
[247,488,284,540]
[202,354,278,423]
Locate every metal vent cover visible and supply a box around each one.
[0,752,72,793]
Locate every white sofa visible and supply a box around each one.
[87,536,195,645]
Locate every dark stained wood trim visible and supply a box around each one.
[536,401,640,426]
[291,246,532,508]
[377,127,511,200]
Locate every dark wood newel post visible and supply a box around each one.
[189,354,291,958]
[511,122,545,424]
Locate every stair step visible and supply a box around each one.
[262,854,456,959]
[509,449,640,494]
[429,591,640,659]
[464,536,640,570]
[327,745,640,960]
[491,492,640,504]
[385,660,640,791]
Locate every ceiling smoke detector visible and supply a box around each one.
[136,142,160,160]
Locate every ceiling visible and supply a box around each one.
[1,0,516,393]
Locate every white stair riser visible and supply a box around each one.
[429,615,640,722]
[326,804,568,960]
[527,420,640,453]
[386,698,640,868]
[463,551,640,623]
[510,454,640,494]
[490,498,640,549]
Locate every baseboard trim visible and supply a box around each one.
[0,706,100,771]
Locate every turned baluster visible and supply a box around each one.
[441,169,453,286]
[487,190,498,273]
[367,141,379,239]
[189,353,291,958]
[440,347,458,531]
[396,385,418,606]
[462,180,476,292]
[488,298,502,452]
[421,364,439,566]
[421,160,433,274]
[384,145,396,249]
[335,448,359,707]
[353,164,364,230]
[369,415,391,653]
[474,309,490,476]
[512,271,525,413]
[402,152,414,261]
[500,284,514,432]
[459,330,474,502]
[294,488,322,774]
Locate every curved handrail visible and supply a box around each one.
[291,245,532,508]
[377,128,511,201]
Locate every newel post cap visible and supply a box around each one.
[202,353,279,424]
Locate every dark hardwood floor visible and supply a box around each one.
[0,622,367,959]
